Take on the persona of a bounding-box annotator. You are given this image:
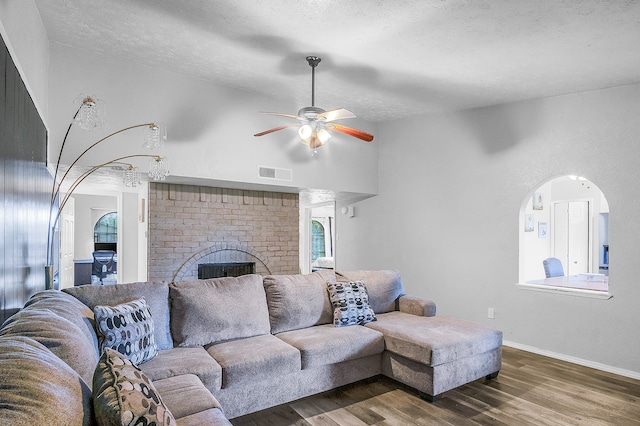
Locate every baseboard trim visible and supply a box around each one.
[503,340,640,381]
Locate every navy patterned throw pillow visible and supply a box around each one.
[326,281,376,327]
[94,298,157,365]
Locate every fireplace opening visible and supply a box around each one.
[198,262,255,279]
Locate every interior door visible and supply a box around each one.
[553,200,590,275]
[59,197,75,289]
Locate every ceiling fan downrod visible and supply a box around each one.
[306,56,321,107]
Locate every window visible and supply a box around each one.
[518,175,610,299]
[311,220,326,262]
[94,212,117,243]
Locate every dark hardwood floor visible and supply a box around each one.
[231,346,640,425]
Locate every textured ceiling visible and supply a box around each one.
[34,0,640,123]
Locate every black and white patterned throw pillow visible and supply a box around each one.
[326,281,377,327]
[94,298,157,365]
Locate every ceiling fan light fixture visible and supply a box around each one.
[317,128,331,144]
[298,123,313,141]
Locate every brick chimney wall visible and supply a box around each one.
[148,183,299,283]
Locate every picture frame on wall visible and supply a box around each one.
[533,192,544,210]
[538,221,548,238]
[525,214,535,232]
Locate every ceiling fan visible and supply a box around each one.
[254,56,374,150]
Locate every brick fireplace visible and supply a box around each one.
[148,183,299,283]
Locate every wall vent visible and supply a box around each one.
[258,166,293,182]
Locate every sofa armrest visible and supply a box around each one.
[398,295,437,317]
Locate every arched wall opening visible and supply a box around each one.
[518,175,609,294]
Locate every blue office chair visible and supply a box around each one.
[543,257,564,278]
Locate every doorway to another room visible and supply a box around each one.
[301,202,335,274]
[57,184,148,289]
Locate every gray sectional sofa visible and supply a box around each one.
[0,269,502,424]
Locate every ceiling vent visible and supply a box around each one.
[258,166,293,182]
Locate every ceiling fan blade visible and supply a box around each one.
[318,108,356,122]
[258,111,301,120]
[254,124,297,137]
[329,123,374,142]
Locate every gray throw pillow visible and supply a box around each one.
[93,348,176,426]
[94,298,157,365]
[326,281,377,327]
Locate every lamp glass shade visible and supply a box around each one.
[143,124,166,149]
[149,157,169,181]
[75,96,106,130]
[123,166,141,187]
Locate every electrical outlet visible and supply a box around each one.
[487,308,495,319]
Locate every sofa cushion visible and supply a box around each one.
[93,347,176,426]
[152,374,223,420]
[0,335,94,426]
[326,281,377,326]
[0,308,98,388]
[94,298,157,365]
[364,311,503,366]
[263,270,335,334]
[206,334,301,388]
[23,290,99,353]
[139,347,223,392]
[276,324,384,369]
[64,281,173,350]
[170,274,270,346]
[335,270,404,314]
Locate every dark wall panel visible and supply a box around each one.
[0,34,50,324]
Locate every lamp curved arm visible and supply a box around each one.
[54,154,161,230]
[46,121,158,266]
[47,153,162,265]
[50,106,82,206]
[50,122,156,211]
[46,105,82,266]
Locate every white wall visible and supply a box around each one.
[339,84,640,376]
[0,0,49,123]
[46,44,378,197]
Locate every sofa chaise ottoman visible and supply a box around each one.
[334,270,502,402]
